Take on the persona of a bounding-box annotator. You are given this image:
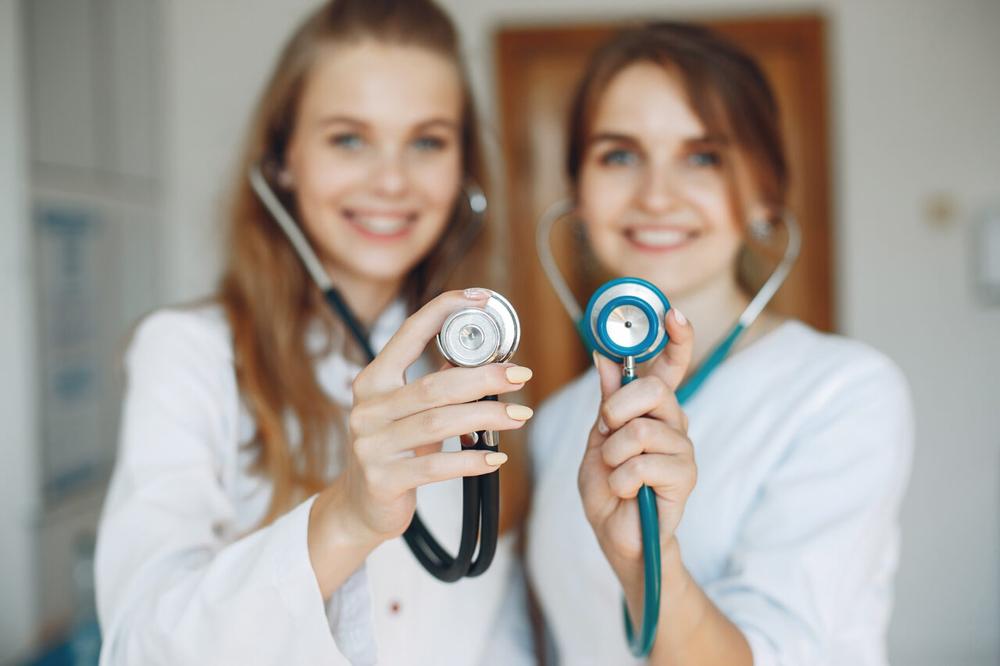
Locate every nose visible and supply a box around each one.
[371,149,409,198]
[636,160,679,214]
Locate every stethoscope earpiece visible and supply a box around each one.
[585,277,670,364]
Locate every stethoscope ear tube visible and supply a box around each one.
[249,163,507,582]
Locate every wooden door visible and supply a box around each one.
[496,16,832,403]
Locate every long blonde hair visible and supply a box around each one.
[218,0,488,524]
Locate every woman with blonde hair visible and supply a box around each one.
[96,1,533,663]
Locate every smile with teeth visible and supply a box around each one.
[626,227,700,250]
[344,209,416,237]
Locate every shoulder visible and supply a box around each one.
[751,321,914,479]
[124,302,239,410]
[765,321,911,412]
[128,302,234,369]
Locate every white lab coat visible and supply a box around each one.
[527,320,914,666]
[96,302,533,665]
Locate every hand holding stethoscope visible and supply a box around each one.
[308,289,532,596]
[579,307,695,645]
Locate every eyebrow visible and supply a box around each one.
[318,115,459,132]
[587,131,730,148]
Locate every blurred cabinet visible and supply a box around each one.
[496,16,833,403]
[24,0,159,183]
[21,0,162,643]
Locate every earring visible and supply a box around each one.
[464,181,488,215]
[749,217,774,241]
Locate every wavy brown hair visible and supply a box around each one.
[218,0,489,525]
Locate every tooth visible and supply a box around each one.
[356,217,407,234]
[632,229,688,246]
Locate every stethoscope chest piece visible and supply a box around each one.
[585,277,670,364]
[437,290,520,367]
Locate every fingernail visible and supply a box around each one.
[672,308,687,326]
[505,404,534,420]
[485,452,508,466]
[598,418,610,436]
[464,287,490,300]
[505,366,533,383]
[592,350,600,369]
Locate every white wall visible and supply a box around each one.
[155,1,998,665]
[0,0,40,660]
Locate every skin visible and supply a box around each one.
[285,40,463,324]
[280,41,535,599]
[576,62,786,664]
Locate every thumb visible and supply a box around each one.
[593,350,621,399]
[647,308,694,392]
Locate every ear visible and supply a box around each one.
[277,168,295,189]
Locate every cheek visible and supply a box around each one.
[290,150,362,229]
[689,184,744,250]
[578,167,634,263]
[412,155,462,223]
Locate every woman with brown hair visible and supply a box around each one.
[527,22,913,665]
[95,1,533,664]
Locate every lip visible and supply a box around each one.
[343,207,418,241]
[624,225,701,253]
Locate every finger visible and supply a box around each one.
[390,449,509,490]
[600,418,691,468]
[354,289,490,397]
[598,376,686,433]
[358,363,532,427]
[647,308,694,392]
[606,452,697,500]
[593,351,621,399]
[373,400,533,455]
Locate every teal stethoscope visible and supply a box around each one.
[537,198,801,656]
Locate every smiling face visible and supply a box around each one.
[578,62,750,298]
[283,40,463,288]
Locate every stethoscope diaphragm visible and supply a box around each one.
[585,277,670,364]
[437,290,521,367]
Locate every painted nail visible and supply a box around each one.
[485,452,508,466]
[506,404,534,420]
[464,287,490,300]
[505,366,533,383]
[598,418,610,436]
[672,308,687,326]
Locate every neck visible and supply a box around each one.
[324,265,402,328]
[669,270,749,369]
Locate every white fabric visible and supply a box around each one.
[526,321,914,666]
[96,302,533,665]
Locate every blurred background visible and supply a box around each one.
[0,0,997,664]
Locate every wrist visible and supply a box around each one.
[307,480,382,599]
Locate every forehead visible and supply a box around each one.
[590,61,705,140]
[299,40,463,126]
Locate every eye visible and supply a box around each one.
[412,135,448,152]
[686,150,721,167]
[328,132,365,150]
[599,148,639,167]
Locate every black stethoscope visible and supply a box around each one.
[249,163,515,582]
[537,197,801,655]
